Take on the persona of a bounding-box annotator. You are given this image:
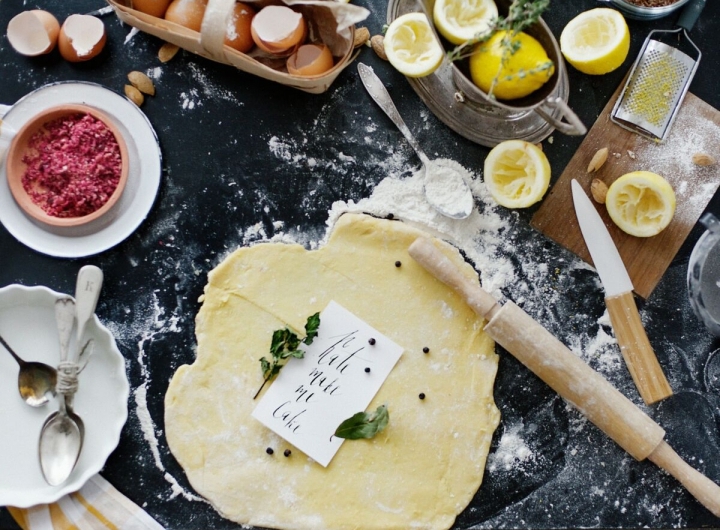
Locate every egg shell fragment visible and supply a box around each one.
[58,14,107,62]
[287,43,334,76]
[250,6,306,55]
[7,10,60,57]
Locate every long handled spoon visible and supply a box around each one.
[39,266,103,486]
[357,63,474,220]
[0,334,57,407]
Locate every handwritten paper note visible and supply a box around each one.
[252,300,403,466]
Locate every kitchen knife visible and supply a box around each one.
[570,179,672,405]
[408,236,720,518]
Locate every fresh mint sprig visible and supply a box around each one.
[253,312,320,399]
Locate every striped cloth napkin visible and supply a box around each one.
[8,475,164,530]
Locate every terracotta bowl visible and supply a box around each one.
[5,104,129,228]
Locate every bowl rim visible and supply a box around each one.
[5,103,129,228]
[608,0,690,15]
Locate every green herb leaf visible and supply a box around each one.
[260,357,272,378]
[253,313,321,399]
[334,405,389,440]
[304,312,320,345]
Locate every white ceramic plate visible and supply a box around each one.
[0,81,162,258]
[0,284,129,508]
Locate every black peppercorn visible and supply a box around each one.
[419,393,426,400]
[365,367,371,373]
[395,261,401,267]
[422,347,430,354]
[284,449,292,457]
[368,337,376,345]
[266,447,274,455]
[386,213,394,220]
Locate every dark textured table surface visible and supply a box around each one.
[1,0,720,529]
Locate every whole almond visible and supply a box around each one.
[124,84,144,107]
[587,147,609,173]
[371,35,387,61]
[692,153,716,166]
[591,178,608,204]
[158,42,180,63]
[128,71,155,96]
[354,27,370,48]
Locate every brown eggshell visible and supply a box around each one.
[224,2,255,53]
[250,6,306,55]
[287,43,334,76]
[6,10,60,57]
[164,0,208,32]
[131,0,173,18]
[58,14,107,62]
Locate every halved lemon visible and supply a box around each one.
[483,140,551,208]
[559,8,630,75]
[383,13,444,78]
[433,0,498,45]
[606,171,676,237]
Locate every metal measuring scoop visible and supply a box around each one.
[39,266,103,486]
[357,63,473,219]
[0,334,57,407]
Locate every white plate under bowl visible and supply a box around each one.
[0,284,129,508]
[0,81,162,258]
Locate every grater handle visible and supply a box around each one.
[676,0,705,32]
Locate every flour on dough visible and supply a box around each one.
[165,213,500,530]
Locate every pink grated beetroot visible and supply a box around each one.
[21,112,122,218]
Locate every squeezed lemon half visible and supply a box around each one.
[560,8,630,75]
[433,0,498,45]
[383,13,444,78]
[483,140,551,208]
[606,171,676,237]
[469,30,555,100]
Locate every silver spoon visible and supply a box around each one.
[39,266,103,486]
[357,63,473,219]
[0,334,57,407]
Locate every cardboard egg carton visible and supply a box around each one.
[107,0,369,93]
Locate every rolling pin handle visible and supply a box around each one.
[648,441,720,517]
[408,237,499,321]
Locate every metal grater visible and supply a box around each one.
[611,0,705,142]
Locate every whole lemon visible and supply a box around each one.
[469,30,555,100]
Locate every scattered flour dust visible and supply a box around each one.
[107,291,203,503]
[487,423,534,473]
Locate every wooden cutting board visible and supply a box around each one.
[531,83,720,299]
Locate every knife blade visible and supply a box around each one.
[571,179,672,405]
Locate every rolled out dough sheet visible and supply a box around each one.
[165,213,500,530]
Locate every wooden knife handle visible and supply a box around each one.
[649,441,720,517]
[606,291,673,405]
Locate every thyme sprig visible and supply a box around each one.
[253,312,320,399]
[446,0,551,63]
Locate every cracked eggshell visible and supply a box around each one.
[287,43,334,76]
[7,10,60,57]
[250,6,306,55]
[58,14,107,62]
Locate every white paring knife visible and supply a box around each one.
[570,179,672,405]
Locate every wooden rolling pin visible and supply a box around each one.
[408,237,720,517]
